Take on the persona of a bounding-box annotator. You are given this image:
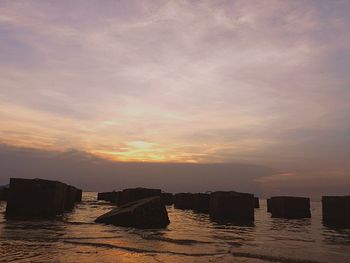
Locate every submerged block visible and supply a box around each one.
[117,188,161,206]
[97,191,118,202]
[193,193,210,213]
[95,196,170,229]
[76,189,83,202]
[267,198,271,212]
[6,178,67,217]
[322,196,350,226]
[114,191,122,204]
[270,196,311,219]
[254,197,260,208]
[161,193,173,206]
[174,193,194,210]
[0,185,9,201]
[209,191,255,221]
[65,185,78,211]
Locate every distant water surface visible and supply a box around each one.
[1,192,350,263]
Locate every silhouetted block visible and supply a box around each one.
[267,198,271,212]
[161,192,173,206]
[117,188,161,206]
[114,191,122,204]
[254,197,260,208]
[6,178,67,217]
[95,196,170,229]
[0,185,9,201]
[193,193,210,213]
[97,191,118,202]
[174,193,194,209]
[65,185,78,211]
[270,196,311,219]
[322,196,350,226]
[76,189,82,202]
[209,191,255,221]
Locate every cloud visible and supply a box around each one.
[256,170,350,198]
[1,143,348,198]
[0,0,350,193]
[0,143,274,195]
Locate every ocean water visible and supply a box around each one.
[0,192,350,263]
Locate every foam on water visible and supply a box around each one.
[1,192,350,263]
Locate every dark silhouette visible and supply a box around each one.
[0,184,9,201]
[209,191,255,221]
[65,185,81,211]
[193,193,210,213]
[322,196,350,227]
[5,178,82,217]
[95,196,170,228]
[254,197,260,208]
[97,191,119,203]
[267,198,271,212]
[117,188,161,206]
[269,196,311,219]
[161,192,173,206]
[174,193,194,210]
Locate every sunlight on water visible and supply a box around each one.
[1,193,350,262]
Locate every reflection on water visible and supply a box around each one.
[322,225,350,246]
[0,195,350,262]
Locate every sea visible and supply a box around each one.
[0,192,349,263]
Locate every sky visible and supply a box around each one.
[0,0,349,197]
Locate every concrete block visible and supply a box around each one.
[254,197,260,208]
[117,188,161,206]
[193,193,210,213]
[95,196,170,229]
[322,196,350,226]
[174,193,194,210]
[6,178,67,217]
[270,196,311,219]
[209,191,255,221]
[161,193,173,206]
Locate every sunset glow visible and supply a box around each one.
[1,0,350,196]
